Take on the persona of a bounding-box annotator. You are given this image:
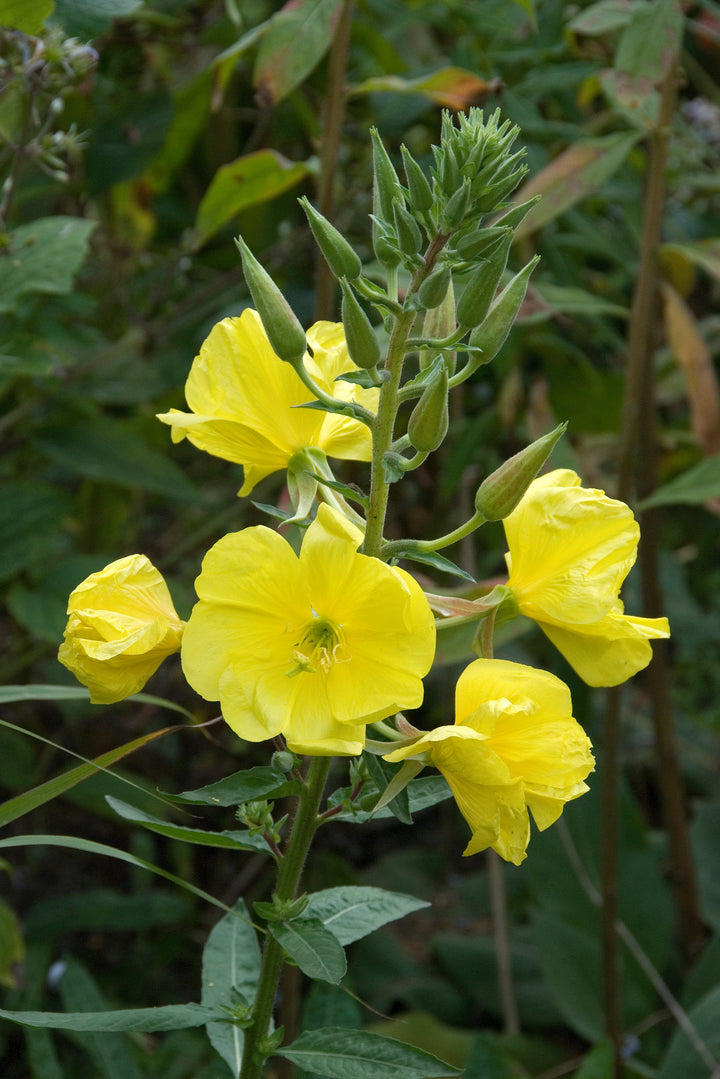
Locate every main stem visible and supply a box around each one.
[239,756,332,1079]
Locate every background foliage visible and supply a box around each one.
[2,0,720,1076]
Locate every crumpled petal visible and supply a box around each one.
[58,555,184,704]
[503,469,670,686]
[384,658,594,864]
[157,310,378,495]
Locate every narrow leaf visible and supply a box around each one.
[202,900,261,1078]
[305,887,429,946]
[195,150,310,247]
[175,766,301,806]
[276,1028,461,1078]
[349,68,503,111]
[364,755,412,825]
[638,457,720,510]
[105,797,272,853]
[269,919,347,984]
[0,836,236,917]
[0,719,179,829]
[0,1002,228,1032]
[253,0,343,105]
[392,548,475,583]
[661,281,720,456]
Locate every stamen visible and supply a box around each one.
[286,614,348,677]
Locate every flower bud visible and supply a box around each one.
[340,278,381,370]
[393,199,424,259]
[456,230,513,329]
[467,256,539,370]
[474,423,567,521]
[493,195,541,232]
[420,278,456,373]
[454,226,512,261]
[299,196,362,281]
[401,145,433,212]
[271,750,296,773]
[407,365,449,453]
[372,219,402,269]
[440,177,471,231]
[371,127,405,224]
[416,264,451,311]
[235,236,307,364]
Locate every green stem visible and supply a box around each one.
[363,233,451,559]
[294,360,374,428]
[240,756,332,1079]
[382,509,485,559]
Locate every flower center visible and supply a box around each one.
[287,614,348,677]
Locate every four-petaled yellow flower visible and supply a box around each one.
[384,658,594,864]
[503,469,670,687]
[58,555,184,705]
[180,503,436,756]
[156,309,378,496]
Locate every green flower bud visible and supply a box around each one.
[393,199,423,259]
[371,127,405,224]
[474,423,567,521]
[271,749,296,773]
[467,255,539,369]
[372,219,402,269]
[235,236,306,364]
[340,278,381,370]
[401,145,433,212]
[456,230,513,329]
[440,177,471,231]
[407,365,449,453]
[493,195,541,232]
[300,196,362,281]
[416,264,451,310]
[421,278,456,373]
[454,226,512,261]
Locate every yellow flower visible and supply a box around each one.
[58,555,184,705]
[503,469,670,687]
[156,310,378,496]
[384,659,594,864]
[181,504,436,756]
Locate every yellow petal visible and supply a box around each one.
[504,468,640,625]
[537,610,670,687]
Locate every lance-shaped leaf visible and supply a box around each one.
[254,0,343,105]
[194,150,310,247]
[305,886,429,946]
[174,766,301,807]
[638,458,720,510]
[349,69,503,111]
[276,1027,461,1078]
[269,918,347,984]
[0,1002,229,1032]
[202,900,261,1078]
[106,797,272,854]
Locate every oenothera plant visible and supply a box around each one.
[5,111,669,1079]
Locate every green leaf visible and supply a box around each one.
[276,1028,461,1078]
[327,775,452,824]
[25,888,190,938]
[253,0,343,105]
[175,766,301,807]
[392,548,476,583]
[656,984,720,1079]
[0,217,96,314]
[0,835,236,917]
[364,754,412,825]
[0,0,54,33]
[0,719,180,829]
[0,897,25,989]
[51,0,143,37]
[615,0,683,84]
[513,133,640,240]
[58,958,143,1079]
[34,416,198,502]
[269,919,347,984]
[194,149,310,247]
[574,1040,615,1078]
[0,1001,229,1032]
[638,457,720,509]
[305,887,429,947]
[569,0,644,35]
[105,796,272,854]
[307,472,370,510]
[202,900,261,1079]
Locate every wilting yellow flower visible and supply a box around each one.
[157,310,378,496]
[58,555,184,705]
[384,659,594,864]
[503,469,670,687]
[181,504,436,756]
